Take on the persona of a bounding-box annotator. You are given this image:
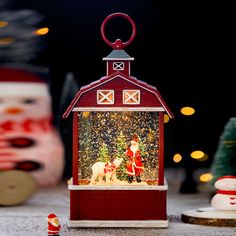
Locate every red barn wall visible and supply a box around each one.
[107,61,130,76]
[75,76,163,108]
[70,190,167,220]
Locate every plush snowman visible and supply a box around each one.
[0,67,64,186]
[211,175,236,211]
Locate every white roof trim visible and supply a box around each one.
[72,107,165,112]
[103,57,134,61]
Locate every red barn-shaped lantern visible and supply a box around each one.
[63,13,174,228]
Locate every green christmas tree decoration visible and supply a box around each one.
[115,131,128,181]
[98,142,110,163]
[210,117,236,186]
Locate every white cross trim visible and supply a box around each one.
[97,90,114,104]
[113,62,124,70]
[123,90,140,104]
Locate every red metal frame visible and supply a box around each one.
[158,112,164,185]
[72,112,78,185]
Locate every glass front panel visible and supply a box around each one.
[78,111,159,186]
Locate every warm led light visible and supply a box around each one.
[200,173,213,182]
[0,21,9,27]
[0,37,15,45]
[180,107,195,116]
[35,27,49,35]
[164,114,170,123]
[173,153,182,163]
[191,150,205,159]
[82,112,90,119]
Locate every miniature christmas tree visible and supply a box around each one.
[98,142,110,163]
[210,117,236,186]
[115,131,128,180]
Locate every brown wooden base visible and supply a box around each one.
[0,170,37,206]
[182,208,236,227]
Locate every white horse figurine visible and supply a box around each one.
[90,157,123,184]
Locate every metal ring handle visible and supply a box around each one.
[101,12,136,49]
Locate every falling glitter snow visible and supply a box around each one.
[78,111,159,184]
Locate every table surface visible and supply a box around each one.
[1,169,236,236]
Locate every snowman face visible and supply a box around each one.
[215,178,236,190]
[0,131,64,186]
[0,95,51,122]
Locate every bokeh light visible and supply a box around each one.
[0,21,9,27]
[180,107,195,116]
[173,153,182,163]
[164,114,170,123]
[190,150,205,159]
[0,37,15,45]
[34,27,49,35]
[199,173,213,182]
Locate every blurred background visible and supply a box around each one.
[0,1,234,194]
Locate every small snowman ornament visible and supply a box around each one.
[182,175,236,226]
[211,175,236,211]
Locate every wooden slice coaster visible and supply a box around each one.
[0,170,37,206]
[181,207,236,227]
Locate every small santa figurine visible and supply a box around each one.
[211,175,236,211]
[47,213,61,236]
[125,134,144,183]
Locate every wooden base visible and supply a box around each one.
[68,220,168,228]
[182,207,236,227]
[0,170,37,206]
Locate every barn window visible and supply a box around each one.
[97,90,114,104]
[113,62,124,71]
[123,90,140,104]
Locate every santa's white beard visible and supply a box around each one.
[49,220,60,227]
[130,144,139,153]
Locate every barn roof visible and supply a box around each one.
[103,49,134,60]
[63,71,174,119]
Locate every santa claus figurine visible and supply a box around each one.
[0,67,64,186]
[47,213,61,236]
[125,134,144,183]
[211,175,236,211]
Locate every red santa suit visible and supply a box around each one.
[47,213,61,235]
[125,141,144,176]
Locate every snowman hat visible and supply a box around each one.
[215,175,236,189]
[0,67,49,97]
[216,175,236,182]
